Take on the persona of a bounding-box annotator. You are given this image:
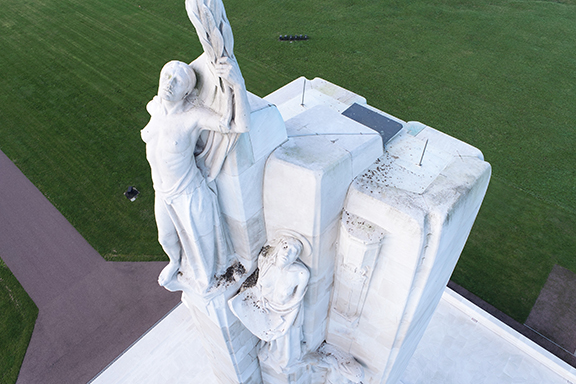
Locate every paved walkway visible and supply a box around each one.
[526,265,576,354]
[0,150,180,384]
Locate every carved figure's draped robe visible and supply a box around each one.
[229,256,308,372]
[142,97,233,293]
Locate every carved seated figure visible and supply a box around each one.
[306,342,365,384]
[229,233,310,373]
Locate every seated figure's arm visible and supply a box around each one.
[292,266,310,304]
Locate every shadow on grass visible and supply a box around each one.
[0,258,38,384]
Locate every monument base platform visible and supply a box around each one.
[89,287,576,384]
[91,77,537,383]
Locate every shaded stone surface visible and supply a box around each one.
[0,150,180,384]
[526,264,576,354]
[342,102,403,145]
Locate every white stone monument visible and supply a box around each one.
[138,1,491,383]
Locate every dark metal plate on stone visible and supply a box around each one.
[342,103,403,145]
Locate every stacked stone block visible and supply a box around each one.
[262,104,383,355]
[327,125,491,384]
[183,291,262,383]
[215,93,287,271]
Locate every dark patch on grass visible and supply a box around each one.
[0,258,38,384]
[525,265,576,353]
[453,178,576,322]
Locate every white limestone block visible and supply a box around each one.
[264,135,351,237]
[264,139,349,351]
[327,130,491,384]
[263,100,384,353]
[285,106,383,177]
[223,210,266,265]
[221,92,287,178]
[247,92,288,162]
[405,121,485,160]
[217,156,266,223]
[300,221,339,349]
[181,289,262,384]
[264,106,383,237]
[331,211,387,326]
[264,77,367,122]
[215,92,287,265]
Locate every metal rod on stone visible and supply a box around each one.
[418,139,429,166]
[301,78,306,106]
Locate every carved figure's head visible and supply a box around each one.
[158,60,196,102]
[275,237,302,268]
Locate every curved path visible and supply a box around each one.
[0,151,180,384]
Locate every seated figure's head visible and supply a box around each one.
[158,60,196,102]
[274,237,303,268]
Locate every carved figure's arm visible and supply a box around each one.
[292,268,310,304]
[215,58,250,133]
[188,106,227,133]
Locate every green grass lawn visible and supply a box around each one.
[1,0,575,380]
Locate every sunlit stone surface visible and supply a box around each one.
[90,289,576,384]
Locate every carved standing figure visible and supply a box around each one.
[142,0,252,295]
[141,58,249,295]
[229,233,311,373]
